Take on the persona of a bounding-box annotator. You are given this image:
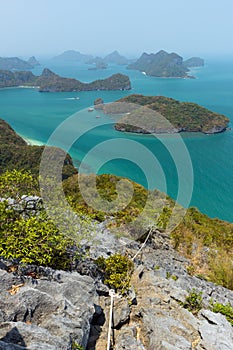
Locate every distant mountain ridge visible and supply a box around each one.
[53,50,130,65]
[103,50,129,65]
[127,50,204,78]
[0,68,131,92]
[0,56,40,70]
[53,50,93,63]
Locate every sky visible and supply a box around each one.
[0,0,233,59]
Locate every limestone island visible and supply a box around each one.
[103,94,229,134]
[0,68,131,92]
[127,50,204,78]
[0,56,40,70]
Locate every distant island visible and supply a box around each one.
[103,94,229,134]
[183,57,204,68]
[87,57,108,70]
[127,50,204,78]
[0,56,40,70]
[0,68,131,92]
[103,50,129,65]
[53,50,93,63]
[53,50,130,66]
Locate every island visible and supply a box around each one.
[127,50,204,78]
[0,68,131,92]
[87,57,108,70]
[27,56,41,67]
[0,56,41,70]
[183,57,204,68]
[103,94,229,134]
[53,50,94,63]
[103,50,129,65]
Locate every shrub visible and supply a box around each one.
[182,289,203,315]
[0,212,73,270]
[95,253,134,294]
[210,301,233,326]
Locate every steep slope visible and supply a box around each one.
[0,118,77,179]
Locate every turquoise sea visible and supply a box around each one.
[0,59,233,222]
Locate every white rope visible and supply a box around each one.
[131,228,153,261]
[107,289,121,350]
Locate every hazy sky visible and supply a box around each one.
[1,0,233,58]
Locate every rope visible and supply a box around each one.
[106,228,154,349]
[107,289,120,350]
[131,228,153,261]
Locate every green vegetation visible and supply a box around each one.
[182,289,203,315]
[71,342,84,350]
[127,50,191,78]
[0,68,131,91]
[0,119,77,179]
[95,254,134,294]
[210,301,233,326]
[108,94,229,134]
[171,207,233,289]
[182,291,233,326]
[166,272,178,281]
[0,170,74,269]
[0,119,232,292]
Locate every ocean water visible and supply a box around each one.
[0,59,233,222]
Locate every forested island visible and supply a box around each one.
[0,68,131,92]
[127,50,204,78]
[103,94,229,134]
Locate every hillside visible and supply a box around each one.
[0,118,77,179]
[0,68,131,92]
[0,120,232,349]
[127,50,204,77]
[103,94,229,134]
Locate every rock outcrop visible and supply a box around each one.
[0,228,232,349]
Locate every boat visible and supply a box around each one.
[96,115,101,118]
[88,107,94,112]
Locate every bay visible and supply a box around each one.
[0,59,233,222]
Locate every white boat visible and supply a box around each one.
[88,107,94,112]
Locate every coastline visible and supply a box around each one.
[21,135,44,146]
